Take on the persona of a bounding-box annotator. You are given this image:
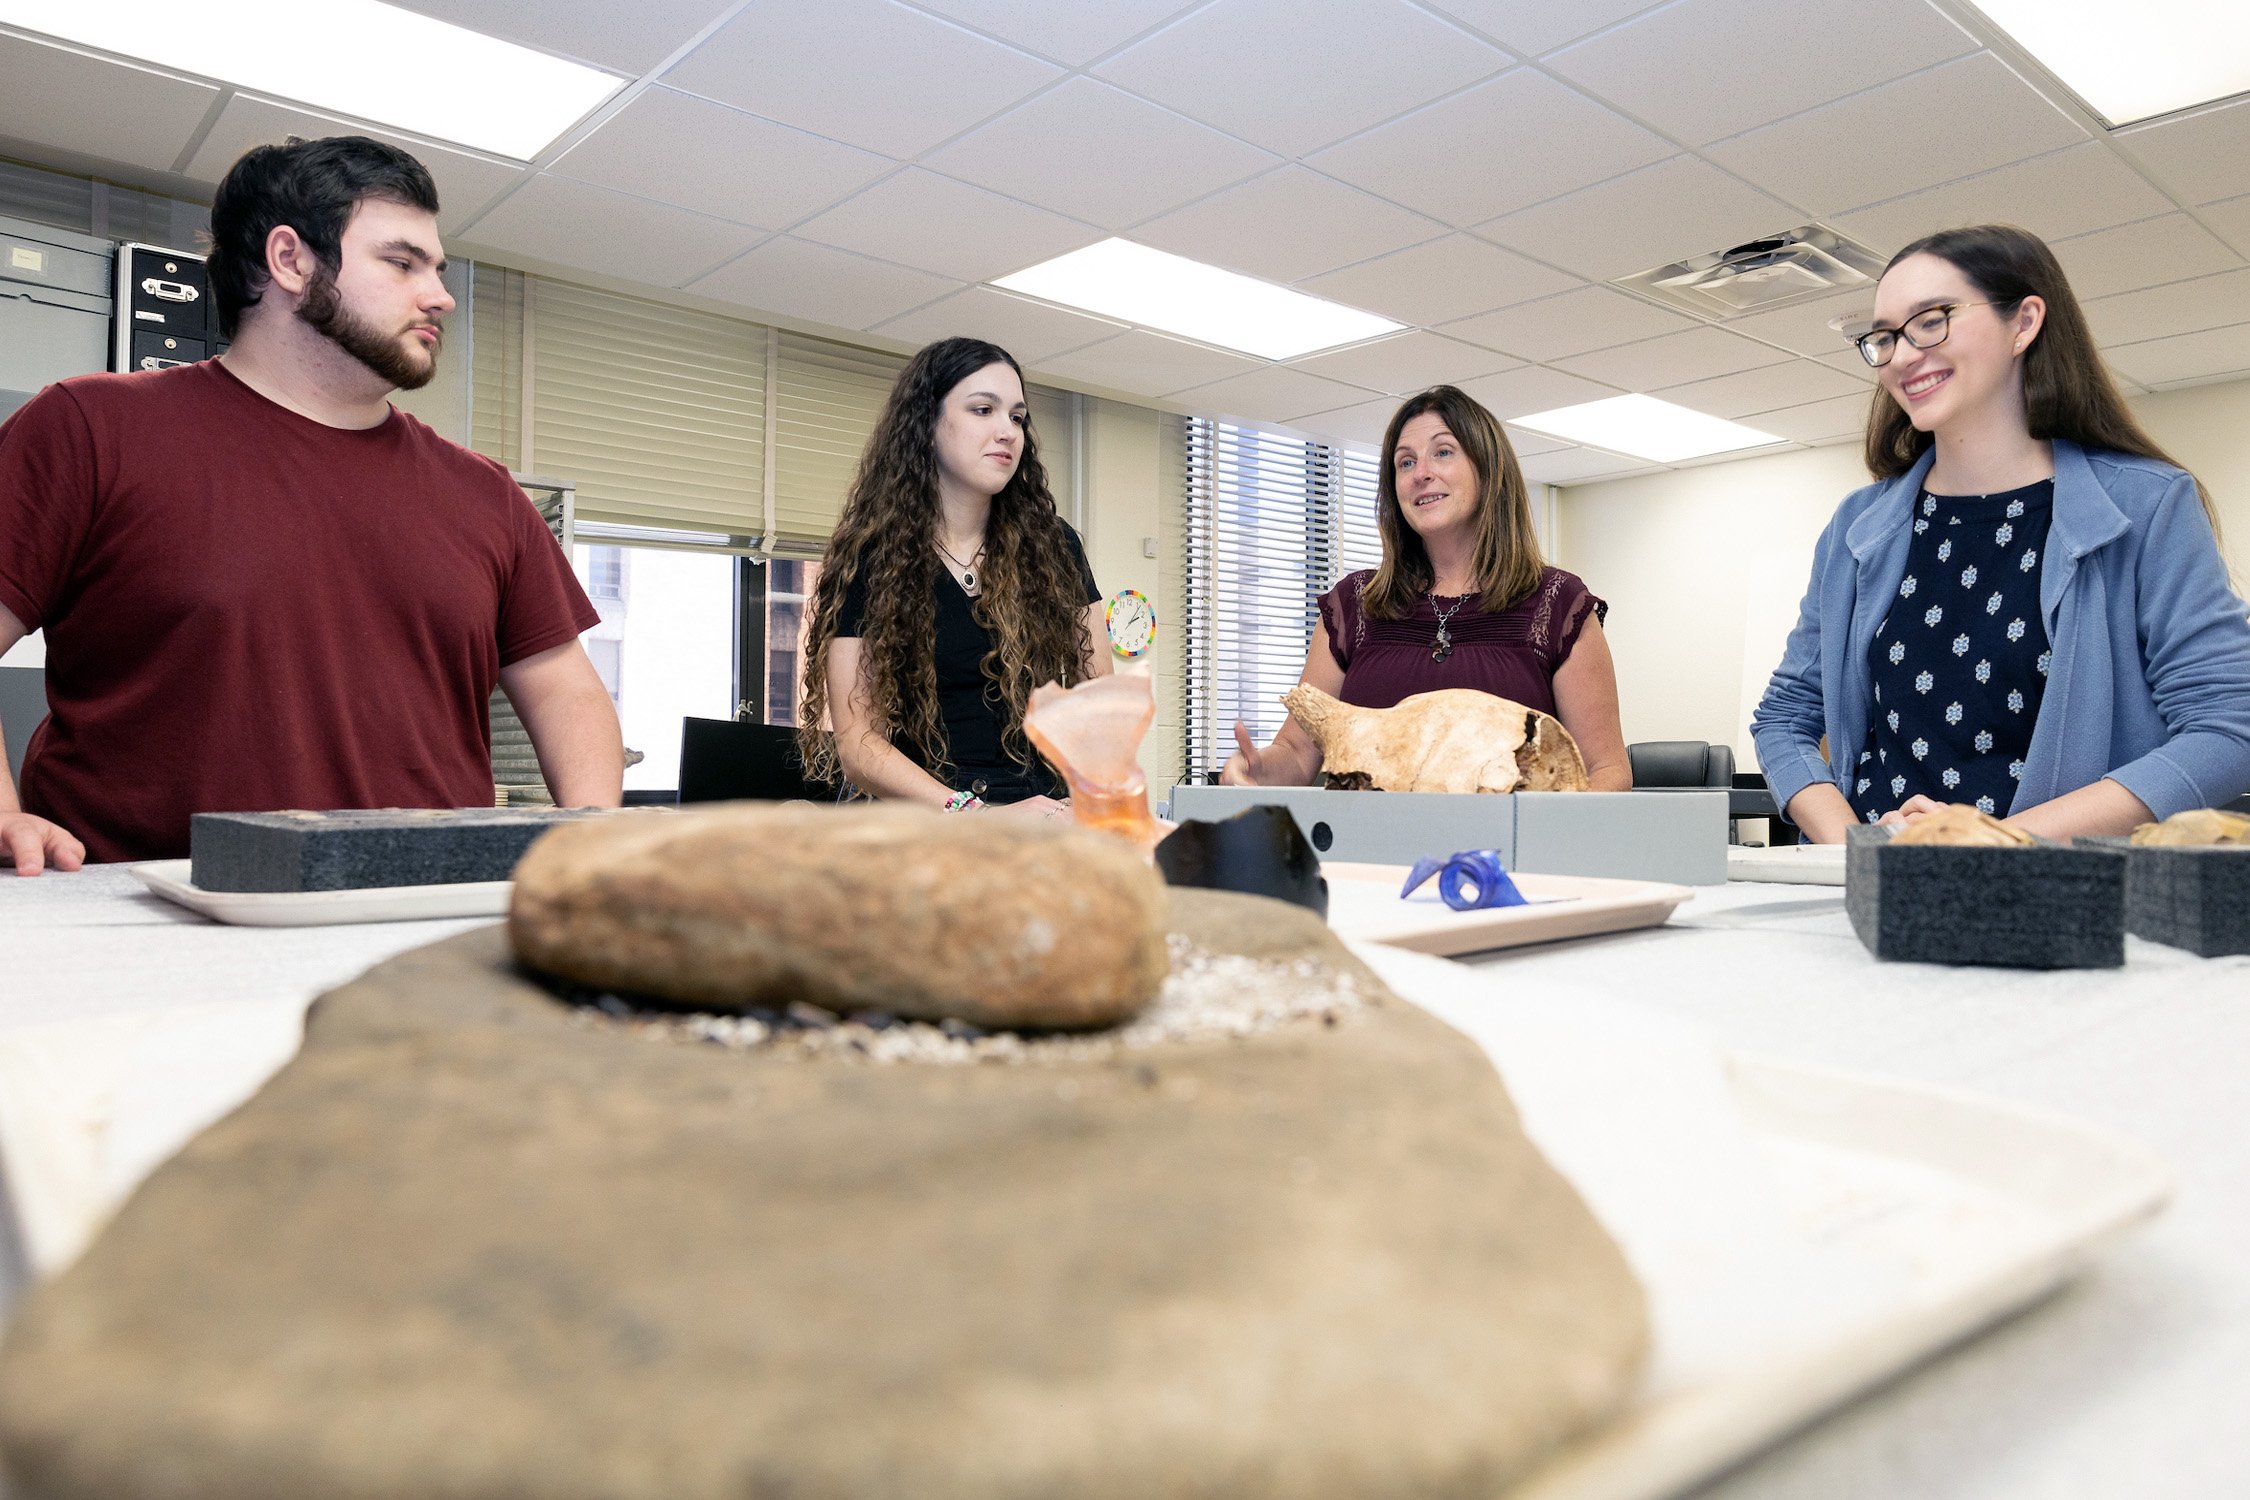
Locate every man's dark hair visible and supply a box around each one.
[206,135,440,339]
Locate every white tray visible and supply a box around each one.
[129,860,512,926]
[1349,944,2173,1500]
[1323,862,1693,955]
[1726,843,1846,885]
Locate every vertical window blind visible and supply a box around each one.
[1182,418,1385,779]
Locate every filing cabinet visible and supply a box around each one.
[113,242,213,372]
[0,213,112,411]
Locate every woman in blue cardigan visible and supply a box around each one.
[1752,223,2250,842]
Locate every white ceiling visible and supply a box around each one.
[4,0,2250,485]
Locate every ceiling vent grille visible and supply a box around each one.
[1614,225,1887,319]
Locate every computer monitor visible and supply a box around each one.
[677,717,841,804]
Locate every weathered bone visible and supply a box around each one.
[1281,684,1589,794]
[2130,807,2250,846]
[1890,804,2036,846]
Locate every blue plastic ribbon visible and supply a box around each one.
[1400,849,1527,911]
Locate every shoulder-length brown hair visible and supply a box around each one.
[1361,385,1545,619]
[1865,223,2216,529]
[797,337,1091,787]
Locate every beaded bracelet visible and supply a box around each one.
[941,789,986,813]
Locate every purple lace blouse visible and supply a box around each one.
[1316,566,1608,716]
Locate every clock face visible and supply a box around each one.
[1105,589,1156,658]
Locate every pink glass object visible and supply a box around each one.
[1024,673,1166,856]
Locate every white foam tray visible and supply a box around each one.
[1324,863,1693,955]
[1726,843,1847,886]
[129,860,512,926]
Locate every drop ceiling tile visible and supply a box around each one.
[791,168,1100,282]
[1749,390,1878,444]
[0,35,219,175]
[2116,96,2250,208]
[1833,143,2176,256]
[385,0,733,73]
[2204,194,2250,259]
[1094,0,1507,158]
[1444,285,1698,361]
[2050,215,2245,302]
[1556,326,1793,389]
[1286,331,1520,395]
[2084,269,2250,347]
[923,78,1275,230]
[1707,53,2086,218]
[1035,330,1265,396]
[907,0,1205,66]
[1293,397,1401,450]
[1310,68,1671,227]
[1459,365,1625,419]
[1655,356,1868,419]
[870,286,1125,363]
[461,174,764,286]
[1719,289,1879,358]
[1172,365,1378,424]
[552,88,892,231]
[2103,325,2250,388]
[1502,427,1573,456]
[664,0,1060,158]
[185,95,525,231]
[1474,156,1796,282]
[1132,166,1447,284]
[1299,234,1579,326]
[1418,0,1658,57]
[1520,447,1656,484]
[689,236,963,330]
[1544,0,1973,146]
[1812,349,1881,383]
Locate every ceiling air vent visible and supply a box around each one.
[1613,225,1888,319]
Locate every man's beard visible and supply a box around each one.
[296,266,439,391]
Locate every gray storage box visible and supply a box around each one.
[1165,786,1728,886]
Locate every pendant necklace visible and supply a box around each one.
[1430,589,1470,664]
[935,537,986,594]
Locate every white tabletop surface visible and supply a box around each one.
[2,865,2245,1498]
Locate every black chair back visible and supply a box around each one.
[1627,739,1735,790]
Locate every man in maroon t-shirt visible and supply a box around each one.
[0,137,623,871]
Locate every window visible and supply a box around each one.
[585,545,624,601]
[571,542,737,792]
[1181,419,1381,780]
[762,558,821,727]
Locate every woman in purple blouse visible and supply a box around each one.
[1222,384,1631,789]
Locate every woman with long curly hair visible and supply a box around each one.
[1753,223,2250,841]
[799,337,1106,816]
[1222,384,1630,789]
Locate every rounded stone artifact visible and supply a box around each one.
[507,802,1170,1030]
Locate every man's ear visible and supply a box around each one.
[263,224,318,300]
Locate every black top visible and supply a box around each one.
[1847,480,2055,823]
[837,525,1102,802]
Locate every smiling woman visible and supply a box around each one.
[798,337,1108,816]
[1752,224,2250,844]
[1221,384,1631,791]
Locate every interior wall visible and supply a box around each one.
[1554,379,2250,768]
[1075,396,1181,798]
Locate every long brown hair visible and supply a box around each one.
[1362,385,1545,618]
[1864,224,2216,529]
[798,338,1091,787]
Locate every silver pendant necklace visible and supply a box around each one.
[935,537,986,594]
[1430,589,1470,664]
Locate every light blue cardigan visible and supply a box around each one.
[1751,441,2250,822]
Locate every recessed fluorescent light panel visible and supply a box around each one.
[994,239,1402,361]
[0,1,624,160]
[1513,395,1783,464]
[1970,0,2250,126]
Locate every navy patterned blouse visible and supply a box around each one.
[1847,479,2055,823]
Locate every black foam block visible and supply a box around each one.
[189,808,614,893]
[2105,842,2250,957]
[1844,825,2126,969]
[1154,804,1328,919]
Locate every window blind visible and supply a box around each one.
[469,263,524,470]
[1332,445,1385,579]
[529,279,766,543]
[769,331,902,555]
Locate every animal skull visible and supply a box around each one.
[1281,685,1589,794]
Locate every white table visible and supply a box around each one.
[2,867,2244,1498]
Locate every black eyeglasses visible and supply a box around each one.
[1852,302,1995,367]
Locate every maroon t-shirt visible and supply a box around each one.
[0,361,598,862]
[1317,566,1607,716]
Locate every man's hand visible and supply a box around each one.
[1,810,85,876]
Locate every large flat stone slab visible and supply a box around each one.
[0,892,1645,1500]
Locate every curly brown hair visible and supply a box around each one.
[1362,385,1545,619]
[798,338,1093,788]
